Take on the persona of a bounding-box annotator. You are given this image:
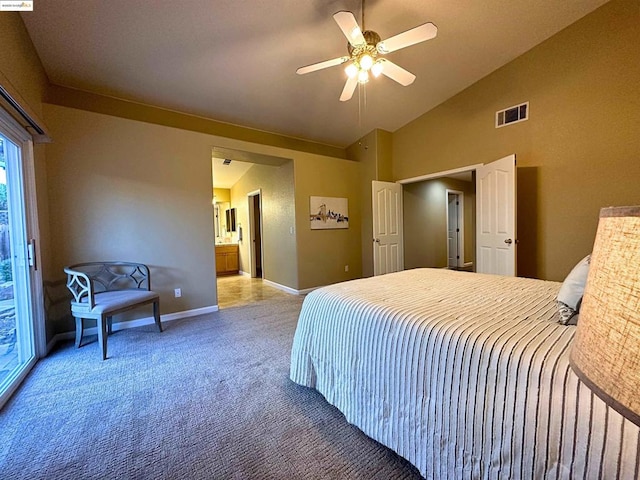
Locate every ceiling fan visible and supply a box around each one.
[296,8,437,101]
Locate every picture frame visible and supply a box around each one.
[309,196,349,230]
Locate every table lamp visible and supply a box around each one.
[570,205,640,427]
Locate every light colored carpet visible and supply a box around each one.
[0,296,423,479]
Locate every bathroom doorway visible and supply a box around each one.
[247,190,263,278]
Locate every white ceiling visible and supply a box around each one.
[211,157,254,189]
[211,146,290,189]
[21,0,609,148]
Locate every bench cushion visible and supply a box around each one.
[74,290,159,315]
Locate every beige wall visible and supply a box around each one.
[227,151,363,292]
[404,177,475,269]
[230,162,297,289]
[0,13,48,121]
[47,85,346,160]
[213,188,230,203]
[294,155,362,290]
[392,0,640,281]
[42,101,361,333]
[347,129,393,278]
[43,76,365,299]
[43,103,218,332]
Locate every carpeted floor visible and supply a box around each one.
[0,295,423,479]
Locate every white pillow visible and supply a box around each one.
[557,254,591,311]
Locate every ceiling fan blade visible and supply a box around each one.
[340,76,358,102]
[376,22,437,54]
[379,59,416,86]
[333,11,366,47]
[296,56,349,75]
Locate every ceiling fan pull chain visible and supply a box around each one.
[358,85,362,128]
[364,81,367,111]
[363,82,366,122]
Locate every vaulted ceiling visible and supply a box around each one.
[21,0,609,148]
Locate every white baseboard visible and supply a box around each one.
[297,286,321,295]
[262,278,299,295]
[46,305,218,354]
[159,305,218,322]
[235,272,318,295]
[262,278,321,295]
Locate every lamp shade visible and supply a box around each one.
[570,206,640,427]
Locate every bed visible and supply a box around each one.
[289,268,640,479]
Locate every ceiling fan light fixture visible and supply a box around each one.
[360,53,374,70]
[371,60,383,77]
[358,69,369,84]
[345,63,358,78]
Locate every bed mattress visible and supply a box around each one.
[290,268,640,479]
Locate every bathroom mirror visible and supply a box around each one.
[226,207,237,232]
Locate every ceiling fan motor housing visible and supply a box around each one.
[347,30,381,57]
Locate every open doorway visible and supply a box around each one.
[400,155,517,275]
[446,189,465,269]
[247,190,263,278]
[401,167,477,271]
[211,146,295,309]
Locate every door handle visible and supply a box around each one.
[28,239,37,270]
[504,238,513,245]
[374,238,380,243]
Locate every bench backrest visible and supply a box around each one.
[64,262,152,309]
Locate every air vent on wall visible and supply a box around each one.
[496,102,528,128]
[222,159,232,165]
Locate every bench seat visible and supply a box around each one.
[64,262,162,360]
[76,290,159,315]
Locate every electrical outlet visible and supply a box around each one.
[344,265,349,272]
[174,288,182,298]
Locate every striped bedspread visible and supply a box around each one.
[290,269,640,479]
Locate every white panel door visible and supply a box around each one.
[476,154,517,275]
[372,181,404,276]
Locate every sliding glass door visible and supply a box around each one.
[0,111,42,408]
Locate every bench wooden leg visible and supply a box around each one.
[97,315,108,360]
[153,300,163,332]
[74,317,84,348]
[107,316,113,335]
